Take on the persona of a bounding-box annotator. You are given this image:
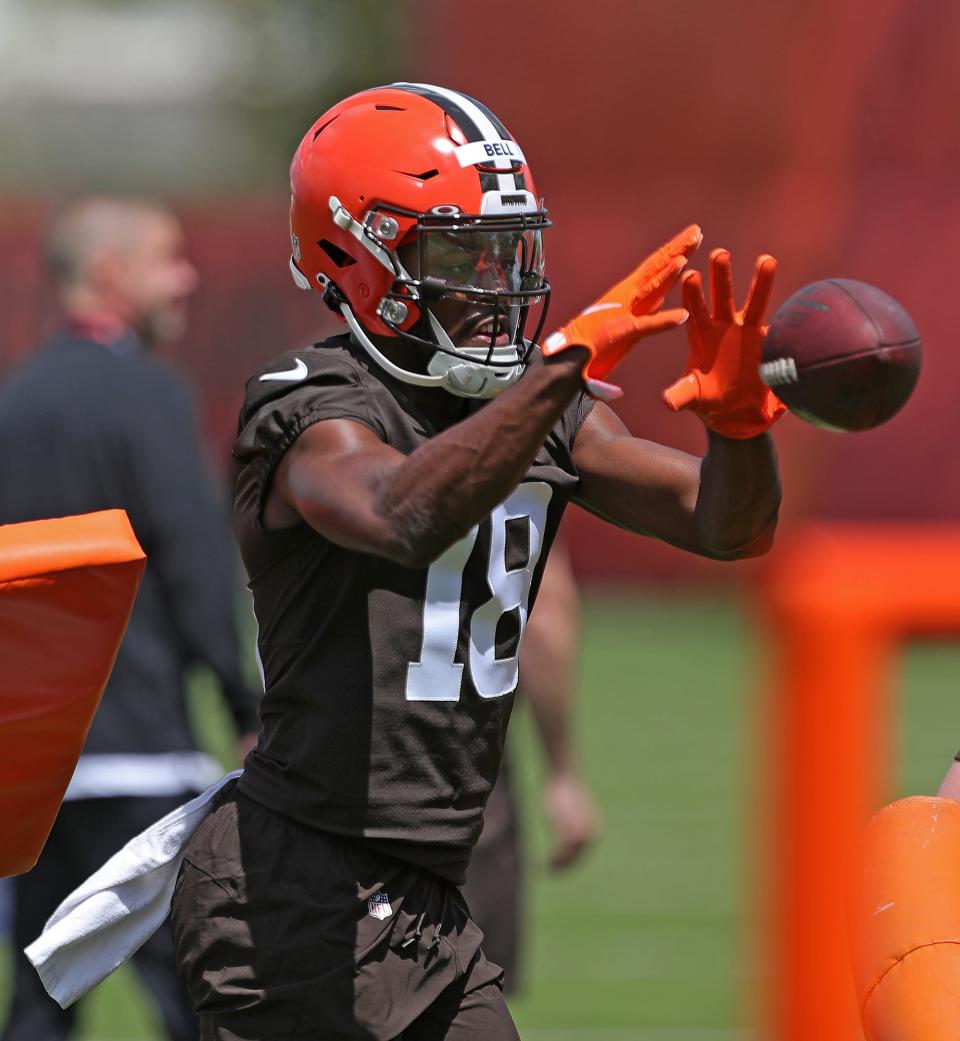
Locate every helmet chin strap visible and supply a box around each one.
[340,302,446,389]
[339,301,524,400]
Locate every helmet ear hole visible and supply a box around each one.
[318,239,356,268]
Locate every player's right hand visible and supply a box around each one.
[541,225,702,400]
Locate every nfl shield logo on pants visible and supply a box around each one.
[368,892,393,920]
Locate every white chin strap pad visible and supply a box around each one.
[426,351,523,399]
[424,311,524,399]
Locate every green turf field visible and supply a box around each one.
[3,592,958,1039]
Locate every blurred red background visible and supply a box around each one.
[2,0,955,582]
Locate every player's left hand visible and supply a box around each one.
[662,249,788,438]
[542,770,601,871]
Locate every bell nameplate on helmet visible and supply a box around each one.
[454,140,526,168]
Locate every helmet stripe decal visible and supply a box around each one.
[390,82,520,194]
[389,82,485,140]
[480,171,500,193]
[459,92,514,141]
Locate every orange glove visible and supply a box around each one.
[663,248,787,438]
[542,224,702,400]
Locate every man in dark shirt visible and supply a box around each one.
[170,83,785,1041]
[0,197,260,1041]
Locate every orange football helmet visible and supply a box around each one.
[289,83,551,399]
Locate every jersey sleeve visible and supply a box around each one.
[557,388,595,454]
[573,390,596,440]
[233,344,385,503]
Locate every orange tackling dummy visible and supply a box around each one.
[0,511,145,877]
[851,796,960,1041]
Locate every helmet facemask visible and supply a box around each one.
[332,201,552,399]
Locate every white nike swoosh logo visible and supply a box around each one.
[258,358,308,382]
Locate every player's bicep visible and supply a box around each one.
[268,418,411,559]
[571,402,702,551]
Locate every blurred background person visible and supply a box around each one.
[0,196,260,1041]
[463,545,600,995]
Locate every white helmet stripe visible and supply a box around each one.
[391,82,519,193]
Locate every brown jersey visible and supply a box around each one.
[233,335,592,883]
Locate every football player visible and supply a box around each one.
[170,83,784,1040]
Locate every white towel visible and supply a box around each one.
[26,770,241,1008]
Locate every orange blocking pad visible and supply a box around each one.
[852,797,960,1041]
[759,524,960,1041]
[0,511,145,877]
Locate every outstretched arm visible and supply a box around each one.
[572,405,780,559]
[268,350,587,568]
[267,230,697,566]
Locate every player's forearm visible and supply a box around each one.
[693,430,781,559]
[376,351,586,567]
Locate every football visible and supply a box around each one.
[759,279,921,431]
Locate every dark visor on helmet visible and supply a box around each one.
[411,216,546,304]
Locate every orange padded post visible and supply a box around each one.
[0,510,145,877]
[761,524,960,1041]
